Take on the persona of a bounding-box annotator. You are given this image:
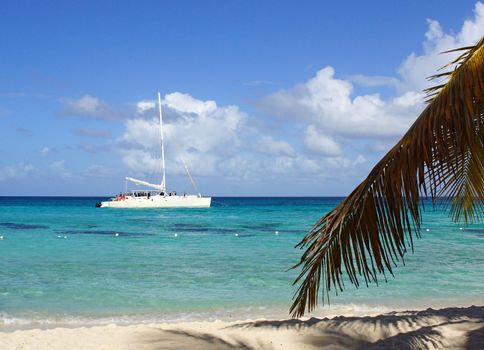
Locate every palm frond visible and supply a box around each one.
[291,37,484,318]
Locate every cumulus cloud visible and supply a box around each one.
[256,136,295,157]
[119,92,348,181]
[0,163,34,181]
[261,3,484,144]
[121,118,161,150]
[111,3,483,192]
[261,66,422,139]
[164,92,217,115]
[120,93,248,176]
[398,2,484,93]
[304,125,342,156]
[136,100,156,114]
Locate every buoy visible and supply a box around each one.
[174,233,178,238]
[114,233,119,237]
[235,233,239,237]
[0,235,3,240]
[459,227,463,230]
[426,229,430,232]
[63,236,67,239]
[275,231,279,235]
[57,235,61,238]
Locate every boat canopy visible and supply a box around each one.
[125,177,163,191]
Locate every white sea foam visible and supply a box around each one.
[0,301,471,330]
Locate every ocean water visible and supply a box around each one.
[0,197,482,327]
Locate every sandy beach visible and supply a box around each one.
[1,305,483,349]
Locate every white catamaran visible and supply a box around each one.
[97,92,211,208]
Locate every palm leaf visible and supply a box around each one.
[291,36,484,318]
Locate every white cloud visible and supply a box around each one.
[398,2,484,93]
[392,91,423,108]
[261,66,421,139]
[121,118,162,150]
[60,95,118,121]
[257,136,295,157]
[459,2,484,42]
[121,148,163,175]
[304,125,342,156]
[120,93,248,177]
[136,100,156,114]
[119,92,343,181]
[0,163,34,181]
[261,3,484,143]
[164,92,217,115]
[63,95,99,114]
[109,3,484,193]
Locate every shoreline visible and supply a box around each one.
[2,297,483,330]
[1,305,483,349]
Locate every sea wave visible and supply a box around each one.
[2,298,483,332]
[0,303,427,330]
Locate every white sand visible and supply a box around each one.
[1,306,483,349]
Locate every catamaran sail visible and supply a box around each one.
[97,92,211,208]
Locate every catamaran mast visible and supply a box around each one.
[158,92,166,193]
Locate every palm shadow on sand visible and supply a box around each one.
[137,306,484,349]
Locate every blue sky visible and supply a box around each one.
[0,0,483,196]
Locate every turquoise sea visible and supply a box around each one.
[0,197,483,327]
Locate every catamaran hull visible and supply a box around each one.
[98,196,211,208]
